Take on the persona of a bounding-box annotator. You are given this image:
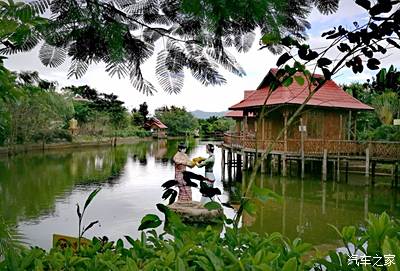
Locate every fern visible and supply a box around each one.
[39,43,66,68]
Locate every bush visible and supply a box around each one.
[360,125,400,141]
[32,129,73,143]
[1,211,399,270]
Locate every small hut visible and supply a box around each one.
[144,117,168,138]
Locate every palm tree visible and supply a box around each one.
[372,92,400,125]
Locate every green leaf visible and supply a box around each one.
[282,77,293,87]
[138,214,162,231]
[124,235,136,247]
[294,75,305,86]
[253,185,283,203]
[125,258,139,271]
[261,32,281,46]
[83,188,101,213]
[243,200,256,216]
[175,256,185,271]
[203,201,222,211]
[282,257,298,271]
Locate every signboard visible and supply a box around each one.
[394,119,400,126]
[298,125,307,132]
[53,234,90,251]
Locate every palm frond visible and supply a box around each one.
[312,0,339,15]
[156,49,184,94]
[206,47,245,77]
[0,219,26,257]
[233,32,255,53]
[39,43,67,68]
[68,59,89,79]
[129,61,157,95]
[123,0,159,16]
[186,55,226,86]
[0,35,40,55]
[105,60,129,79]
[29,0,52,15]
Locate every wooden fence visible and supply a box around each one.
[224,133,400,160]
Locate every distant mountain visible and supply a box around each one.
[190,110,227,119]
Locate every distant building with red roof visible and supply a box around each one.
[226,68,373,143]
[144,117,168,138]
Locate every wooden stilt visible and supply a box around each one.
[282,154,287,177]
[227,151,232,181]
[261,155,266,174]
[277,155,282,175]
[236,153,242,171]
[243,151,247,170]
[322,149,327,181]
[395,163,399,188]
[336,157,340,182]
[371,161,376,186]
[333,161,336,181]
[365,147,370,177]
[221,148,226,181]
[266,154,272,174]
[345,160,349,183]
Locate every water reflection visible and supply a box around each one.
[0,139,399,249]
[239,172,400,245]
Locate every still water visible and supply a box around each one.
[0,139,399,249]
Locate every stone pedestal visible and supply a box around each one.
[169,201,223,224]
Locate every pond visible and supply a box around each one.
[0,139,399,249]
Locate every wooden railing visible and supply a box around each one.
[224,133,400,160]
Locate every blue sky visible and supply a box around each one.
[4,1,400,113]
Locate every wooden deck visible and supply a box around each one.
[223,133,400,162]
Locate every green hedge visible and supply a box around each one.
[1,211,399,271]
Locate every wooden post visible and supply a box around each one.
[322,149,328,181]
[261,155,266,174]
[371,161,376,186]
[277,155,282,175]
[282,154,287,177]
[333,160,336,181]
[395,162,399,188]
[221,148,226,181]
[227,151,232,181]
[336,157,340,182]
[244,114,248,133]
[348,110,352,140]
[345,160,349,183]
[300,117,305,179]
[266,154,272,174]
[236,153,242,171]
[242,151,247,170]
[365,147,370,177]
[283,110,289,152]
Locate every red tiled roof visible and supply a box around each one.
[145,117,168,129]
[225,111,255,118]
[230,69,374,111]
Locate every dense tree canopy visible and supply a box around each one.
[0,0,340,96]
[155,106,198,136]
